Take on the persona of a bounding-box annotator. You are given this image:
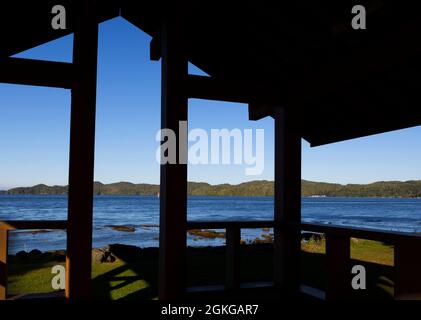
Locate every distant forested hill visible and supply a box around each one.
[3,180,421,198]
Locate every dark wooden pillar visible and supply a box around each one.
[0,230,8,300]
[273,107,302,297]
[158,13,188,300]
[226,227,241,290]
[66,0,99,300]
[326,234,350,300]
[395,237,421,299]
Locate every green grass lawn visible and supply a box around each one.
[301,237,394,299]
[7,259,157,300]
[6,239,395,300]
[302,237,394,266]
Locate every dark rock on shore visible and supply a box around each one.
[251,234,274,244]
[106,225,136,232]
[15,250,29,260]
[139,224,159,229]
[188,229,226,239]
[29,249,42,258]
[92,247,116,263]
[107,243,157,262]
[11,249,66,263]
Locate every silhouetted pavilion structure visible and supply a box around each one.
[1,0,421,300]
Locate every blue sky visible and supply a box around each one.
[1,17,421,189]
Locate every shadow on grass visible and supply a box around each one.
[92,245,159,301]
[92,262,158,300]
[7,244,395,300]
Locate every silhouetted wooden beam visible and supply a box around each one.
[0,230,8,300]
[395,237,421,299]
[66,0,99,301]
[187,75,285,106]
[273,107,301,297]
[325,234,350,300]
[0,57,73,88]
[248,104,274,121]
[158,13,188,300]
[187,220,276,230]
[0,220,66,230]
[226,227,241,290]
[187,75,250,103]
[150,33,161,61]
[301,222,421,243]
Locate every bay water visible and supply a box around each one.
[1,195,421,254]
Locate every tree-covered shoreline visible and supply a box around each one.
[3,179,421,198]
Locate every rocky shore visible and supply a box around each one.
[8,232,324,264]
[8,243,276,265]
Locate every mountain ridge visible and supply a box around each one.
[3,180,421,198]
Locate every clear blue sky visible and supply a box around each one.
[1,17,421,189]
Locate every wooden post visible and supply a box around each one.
[325,234,350,300]
[66,0,99,300]
[0,230,8,300]
[226,227,241,290]
[158,12,188,300]
[395,238,421,300]
[273,107,302,297]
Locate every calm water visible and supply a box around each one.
[1,195,421,254]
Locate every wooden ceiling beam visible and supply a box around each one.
[248,104,275,121]
[187,75,249,103]
[187,74,284,105]
[0,57,74,89]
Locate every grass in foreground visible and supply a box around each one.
[301,236,394,299]
[7,239,395,300]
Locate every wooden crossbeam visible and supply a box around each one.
[0,220,66,230]
[187,75,250,103]
[187,75,284,106]
[186,220,276,230]
[0,57,73,89]
[301,222,420,243]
